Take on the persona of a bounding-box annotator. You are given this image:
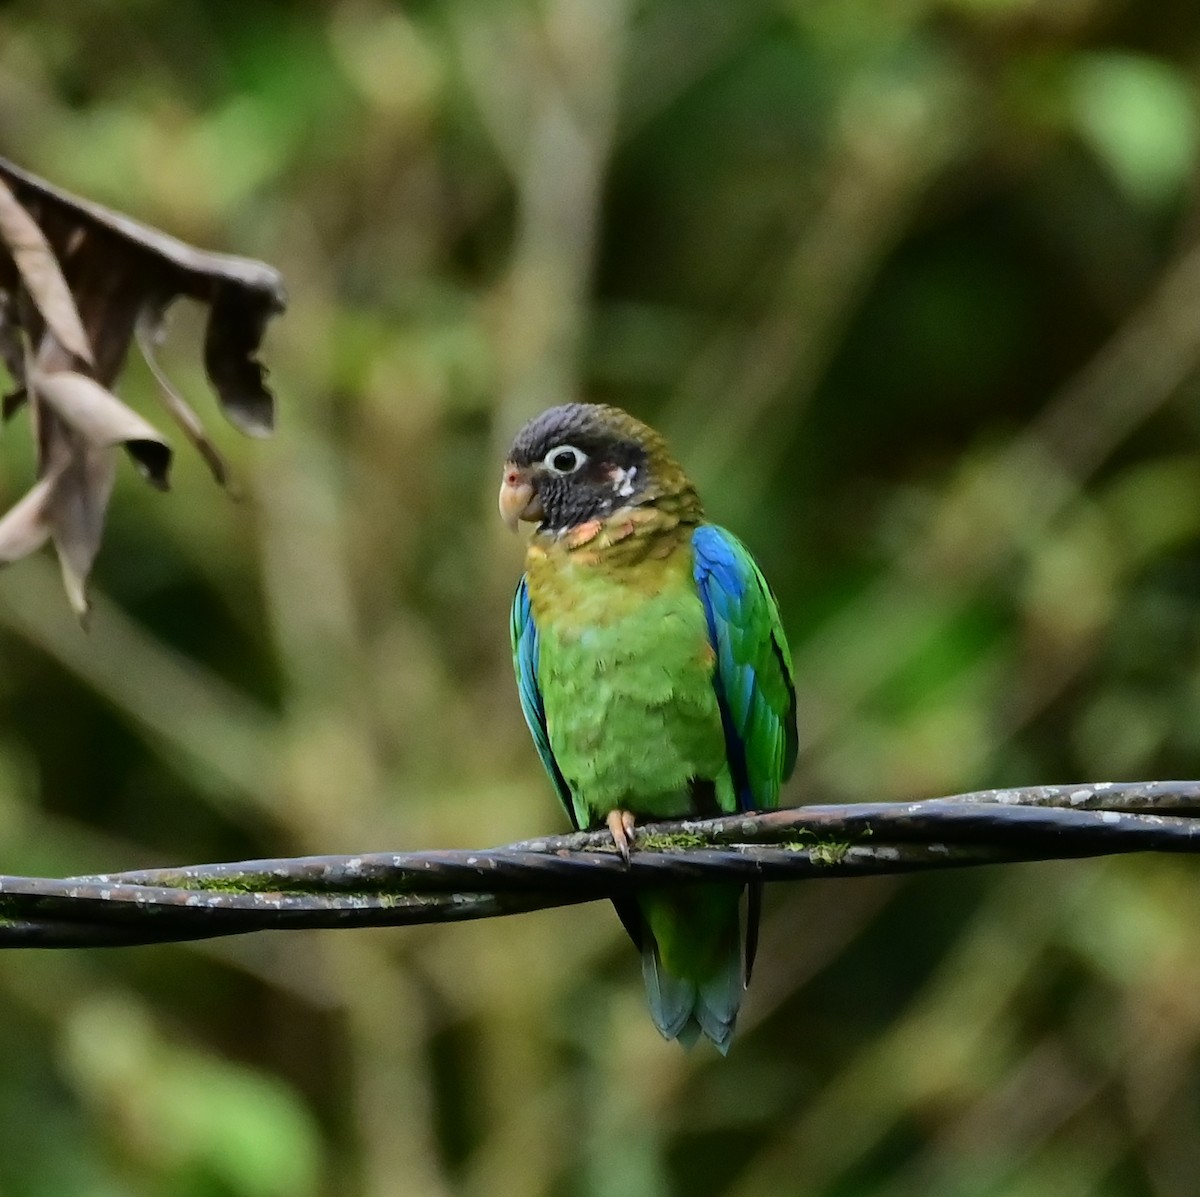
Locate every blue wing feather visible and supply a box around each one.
[510,576,578,828]
[693,525,798,812]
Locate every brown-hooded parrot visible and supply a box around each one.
[500,403,797,1051]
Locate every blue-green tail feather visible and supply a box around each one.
[695,949,742,1054]
[636,886,747,1053]
[640,946,696,1042]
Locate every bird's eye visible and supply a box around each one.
[542,445,588,474]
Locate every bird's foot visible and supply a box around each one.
[606,809,637,865]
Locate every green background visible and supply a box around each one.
[3,1,1200,1194]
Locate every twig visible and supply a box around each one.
[2,781,1199,949]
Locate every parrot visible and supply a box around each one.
[499,403,797,1052]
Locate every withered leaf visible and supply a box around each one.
[45,441,117,622]
[30,366,171,490]
[0,157,285,394]
[0,176,93,366]
[137,309,231,489]
[0,156,286,617]
[204,283,277,437]
[0,470,57,562]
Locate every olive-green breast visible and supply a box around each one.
[525,514,729,829]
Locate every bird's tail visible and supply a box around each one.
[636,885,749,1054]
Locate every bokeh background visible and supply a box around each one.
[3,1,1200,1194]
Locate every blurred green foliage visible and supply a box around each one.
[3,1,1200,1194]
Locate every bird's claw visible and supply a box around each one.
[607,809,637,865]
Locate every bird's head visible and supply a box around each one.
[499,403,696,534]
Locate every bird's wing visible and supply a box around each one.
[692,525,798,812]
[510,575,578,829]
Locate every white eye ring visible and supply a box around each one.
[542,444,588,475]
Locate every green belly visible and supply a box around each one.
[536,583,729,830]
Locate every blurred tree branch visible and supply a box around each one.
[2,780,1198,949]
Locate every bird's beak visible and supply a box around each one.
[499,464,544,532]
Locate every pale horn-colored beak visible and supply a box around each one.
[499,465,544,532]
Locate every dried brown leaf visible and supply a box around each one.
[47,441,117,622]
[0,156,284,396]
[29,366,172,490]
[136,310,231,489]
[204,284,277,436]
[0,471,56,562]
[0,176,93,365]
[0,402,114,622]
[0,156,285,614]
